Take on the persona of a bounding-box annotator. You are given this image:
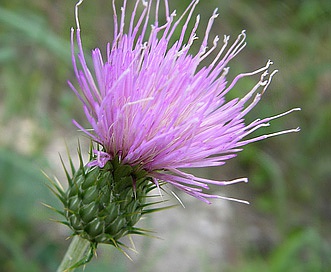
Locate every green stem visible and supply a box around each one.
[57,235,90,272]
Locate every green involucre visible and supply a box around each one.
[64,157,154,245]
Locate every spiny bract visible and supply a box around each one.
[64,155,154,245]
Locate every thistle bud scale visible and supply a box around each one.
[64,156,153,245]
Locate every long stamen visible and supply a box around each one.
[75,0,84,30]
[199,8,219,56]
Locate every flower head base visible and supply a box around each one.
[62,148,157,245]
[70,0,300,203]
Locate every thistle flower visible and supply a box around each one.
[70,0,299,203]
[55,0,299,268]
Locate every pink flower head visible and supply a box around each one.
[69,0,300,203]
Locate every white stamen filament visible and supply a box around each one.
[212,30,246,69]
[123,97,154,108]
[171,190,186,208]
[199,8,219,56]
[75,0,84,30]
[218,196,250,205]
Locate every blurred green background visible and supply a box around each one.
[0,0,330,271]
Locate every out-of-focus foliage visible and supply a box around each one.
[0,0,330,271]
[0,149,60,271]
